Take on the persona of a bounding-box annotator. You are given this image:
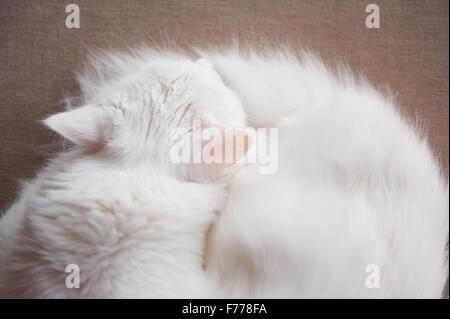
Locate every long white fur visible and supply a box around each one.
[0,49,247,298]
[199,47,449,298]
[0,46,447,298]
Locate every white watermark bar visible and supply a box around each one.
[169,120,278,175]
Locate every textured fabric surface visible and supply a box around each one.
[0,0,448,296]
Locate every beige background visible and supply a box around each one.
[0,0,448,296]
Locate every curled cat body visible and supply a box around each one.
[198,48,449,298]
[0,49,248,298]
[0,46,448,298]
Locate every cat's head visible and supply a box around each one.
[44,52,250,182]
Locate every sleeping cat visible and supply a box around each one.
[199,48,449,298]
[0,46,447,298]
[0,49,249,298]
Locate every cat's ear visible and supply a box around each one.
[201,127,253,166]
[221,128,252,165]
[43,106,114,147]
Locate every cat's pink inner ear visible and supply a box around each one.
[222,128,251,164]
[199,127,251,169]
[43,106,113,147]
[196,127,252,180]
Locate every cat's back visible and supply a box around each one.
[204,48,449,298]
[0,150,211,298]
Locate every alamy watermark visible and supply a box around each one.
[365,4,380,29]
[365,264,380,289]
[65,4,380,30]
[65,4,80,29]
[169,120,278,175]
[65,263,80,288]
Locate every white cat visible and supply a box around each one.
[0,49,248,298]
[199,48,449,298]
[0,46,447,299]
